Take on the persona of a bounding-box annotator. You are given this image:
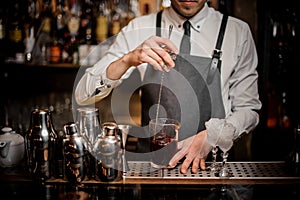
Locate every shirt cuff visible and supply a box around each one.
[205,118,236,152]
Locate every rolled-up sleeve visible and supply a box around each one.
[205,21,262,149]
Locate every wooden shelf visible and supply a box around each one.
[1,61,90,69]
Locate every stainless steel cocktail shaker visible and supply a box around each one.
[25,109,56,183]
[94,122,121,182]
[63,122,87,186]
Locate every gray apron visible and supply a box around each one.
[112,12,228,155]
[141,11,227,141]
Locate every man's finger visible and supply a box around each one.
[180,157,192,174]
[191,157,200,173]
[168,149,186,168]
[200,158,206,171]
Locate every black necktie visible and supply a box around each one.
[180,20,191,54]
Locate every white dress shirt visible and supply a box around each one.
[74,3,262,143]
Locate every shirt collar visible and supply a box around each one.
[164,3,209,32]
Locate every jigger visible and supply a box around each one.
[117,124,131,149]
[117,124,131,176]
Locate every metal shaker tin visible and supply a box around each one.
[102,122,118,137]
[94,122,121,182]
[25,109,53,183]
[63,122,87,186]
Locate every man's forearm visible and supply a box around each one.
[106,53,133,80]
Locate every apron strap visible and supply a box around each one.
[207,14,228,84]
[155,11,228,85]
[216,14,228,50]
[156,10,163,37]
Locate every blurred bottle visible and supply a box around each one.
[268,8,298,132]
[51,0,69,63]
[65,0,80,64]
[52,0,67,45]
[109,0,125,37]
[49,30,61,63]
[286,123,300,175]
[125,0,138,25]
[39,17,52,65]
[7,0,26,63]
[47,109,63,179]
[32,0,52,64]
[56,130,66,179]
[95,0,109,43]
[0,7,7,61]
[79,0,96,45]
[142,3,150,15]
[23,0,37,63]
[78,0,97,66]
[24,26,36,63]
[278,91,291,130]
[131,0,140,17]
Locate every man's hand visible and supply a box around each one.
[168,130,212,174]
[128,35,178,71]
[107,35,178,80]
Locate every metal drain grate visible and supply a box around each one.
[124,161,292,179]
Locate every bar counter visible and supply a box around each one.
[123,161,300,185]
[1,160,300,199]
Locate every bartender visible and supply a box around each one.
[74,0,261,174]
